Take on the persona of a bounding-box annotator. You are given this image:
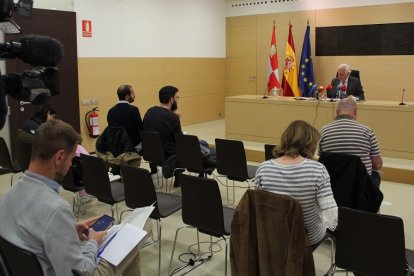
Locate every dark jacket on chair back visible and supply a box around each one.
[96,126,135,158]
[318,152,383,213]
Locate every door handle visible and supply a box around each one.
[19,101,31,112]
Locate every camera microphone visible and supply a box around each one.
[0,35,64,67]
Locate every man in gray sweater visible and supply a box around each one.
[0,119,146,276]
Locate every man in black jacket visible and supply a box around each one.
[328,64,365,100]
[107,84,143,152]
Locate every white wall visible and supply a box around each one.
[226,0,414,17]
[74,0,226,58]
[33,0,74,11]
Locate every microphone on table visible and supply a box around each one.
[399,88,406,106]
[325,84,333,101]
[310,84,318,99]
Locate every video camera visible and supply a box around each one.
[0,0,64,129]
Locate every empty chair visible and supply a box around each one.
[168,174,234,275]
[120,165,182,276]
[139,130,167,189]
[264,143,276,161]
[14,129,33,171]
[59,157,90,219]
[0,137,22,186]
[215,138,258,204]
[80,154,124,220]
[326,207,414,276]
[0,235,44,276]
[139,130,165,168]
[175,133,215,176]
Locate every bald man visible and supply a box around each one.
[328,64,365,100]
[318,97,382,187]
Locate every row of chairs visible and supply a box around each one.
[2,151,414,275]
[139,131,259,203]
[60,153,231,276]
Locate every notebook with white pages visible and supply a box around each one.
[97,205,155,266]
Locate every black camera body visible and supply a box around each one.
[0,0,63,129]
[2,67,59,105]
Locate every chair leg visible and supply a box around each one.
[158,219,161,276]
[72,193,78,217]
[225,179,235,205]
[168,226,189,275]
[197,229,201,255]
[325,263,337,276]
[111,204,119,222]
[119,208,133,223]
[223,236,228,276]
[328,237,334,265]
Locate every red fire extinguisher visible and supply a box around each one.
[85,107,100,138]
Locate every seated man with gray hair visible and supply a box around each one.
[328,63,365,100]
[319,97,382,187]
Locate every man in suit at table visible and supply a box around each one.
[107,84,143,152]
[327,64,365,100]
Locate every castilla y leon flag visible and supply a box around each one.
[281,23,300,97]
[267,21,281,95]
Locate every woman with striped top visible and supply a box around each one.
[255,120,337,245]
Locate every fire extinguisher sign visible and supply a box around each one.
[82,20,92,37]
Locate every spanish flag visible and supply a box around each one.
[281,23,300,97]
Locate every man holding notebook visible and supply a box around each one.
[0,119,150,276]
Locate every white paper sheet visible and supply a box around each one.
[99,223,147,266]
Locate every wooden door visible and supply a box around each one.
[226,16,257,97]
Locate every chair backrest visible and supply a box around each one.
[0,137,13,172]
[80,154,115,204]
[0,235,44,276]
[336,69,360,79]
[318,152,383,213]
[336,207,407,276]
[180,174,226,237]
[59,167,81,193]
[120,165,159,217]
[175,134,205,174]
[139,130,165,166]
[215,138,249,181]
[264,143,276,161]
[14,129,33,171]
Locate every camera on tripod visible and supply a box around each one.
[0,0,64,129]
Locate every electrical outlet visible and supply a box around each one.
[91,99,99,105]
[81,99,91,106]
